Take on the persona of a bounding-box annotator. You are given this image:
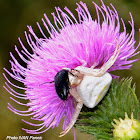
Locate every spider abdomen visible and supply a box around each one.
[77,71,112,108]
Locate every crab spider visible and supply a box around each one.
[59,41,120,137]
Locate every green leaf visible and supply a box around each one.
[75,78,139,140]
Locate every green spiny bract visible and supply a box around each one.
[75,78,139,140]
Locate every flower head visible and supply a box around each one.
[112,113,140,140]
[4,0,139,137]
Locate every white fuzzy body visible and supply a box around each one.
[76,70,112,108]
[60,40,119,136]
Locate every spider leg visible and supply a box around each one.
[81,59,87,67]
[96,41,120,76]
[62,67,71,71]
[59,88,83,137]
[75,40,120,77]
[59,101,83,137]
[90,62,97,69]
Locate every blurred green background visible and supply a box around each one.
[0,0,140,140]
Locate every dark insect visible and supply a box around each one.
[40,69,76,100]
[54,70,70,100]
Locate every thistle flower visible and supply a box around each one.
[112,113,140,140]
[3,0,139,138]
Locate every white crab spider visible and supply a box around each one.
[59,41,120,137]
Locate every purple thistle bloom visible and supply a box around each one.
[3,0,139,138]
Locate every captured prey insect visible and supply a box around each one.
[41,69,78,100]
[54,69,77,100]
[45,40,120,137]
[54,70,70,100]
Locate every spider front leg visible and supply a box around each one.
[59,88,83,137]
[97,41,120,76]
[75,40,120,77]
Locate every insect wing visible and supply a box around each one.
[55,70,69,100]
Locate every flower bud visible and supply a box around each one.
[112,113,140,140]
